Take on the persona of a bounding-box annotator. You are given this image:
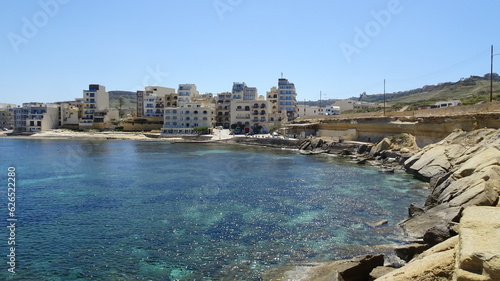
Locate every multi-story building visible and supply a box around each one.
[55,100,83,128]
[161,84,215,135]
[266,86,287,127]
[136,86,176,118]
[13,103,59,133]
[0,104,15,129]
[333,100,376,112]
[230,82,270,134]
[79,84,113,128]
[177,84,199,103]
[215,92,232,129]
[277,78,298,121]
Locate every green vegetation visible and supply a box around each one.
[193,126,209,135]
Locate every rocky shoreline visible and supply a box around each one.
[3,128,499,280]
[267,128,500,281]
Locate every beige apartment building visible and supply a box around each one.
[215,92,232,129]
[136,86,176,118]
[56,100,82,128]
[79,84,118,129]
[0,104,15,129]
[230,82,271,134]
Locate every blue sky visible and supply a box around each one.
[1,0,499,105]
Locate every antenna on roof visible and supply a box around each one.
[281,72,283,79]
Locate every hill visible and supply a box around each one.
[109,91,137,117]
[356,73,500,110]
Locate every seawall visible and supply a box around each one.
[293,102,500,147]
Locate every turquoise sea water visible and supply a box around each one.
[0,139,427,280]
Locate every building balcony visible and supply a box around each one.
[236,116,250,119]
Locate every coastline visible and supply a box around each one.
[3,128,498,280]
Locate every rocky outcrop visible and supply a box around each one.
[376,236,459,281]
[300,254,384,281]
[453,206,500,281]
[401,129,500,240]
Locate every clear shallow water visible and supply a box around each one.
[0,139,427,280]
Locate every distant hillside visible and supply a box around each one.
[109,91,137,117]
[355,73,500,110]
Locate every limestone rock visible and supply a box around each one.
[370,138,391,157]
[369,266,395,280]
[375,248,455,281]
[401,205,461,240]
[423,225,452,246]
[394,243,430,262]
[302,254,384,281]
[453,206,500,281]
[377,237,458,280]
[453,146,500,179]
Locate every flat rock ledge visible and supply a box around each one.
[375,206,500,281]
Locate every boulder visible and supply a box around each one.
[406,145,451,181]
[401,205,462,240]
[375,248,455,281]
[453,206,500,281]
[302,254,384,281]
[370,138,391,157]
[366,219,388,228]
[408,203,425,217]
[394,243,430,262]
[357,144,370,154]
[369,266,396,280]
[423,225,452,246]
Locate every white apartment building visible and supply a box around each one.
[177,84,199,103]
[13,103,59,133]
[277,78,299,121]
[161,84,215,135]
[333,99,376,112]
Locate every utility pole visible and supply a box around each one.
[319,91,322,114]
[383,79,386,116]
[491,45,494,103]
[491,45,500,102]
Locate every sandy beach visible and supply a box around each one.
[0,128,239,142]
